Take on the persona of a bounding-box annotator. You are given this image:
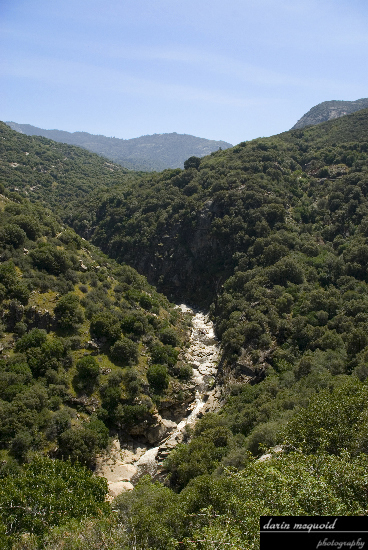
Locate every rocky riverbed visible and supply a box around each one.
[95,305,222,499]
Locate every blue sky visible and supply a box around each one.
[1,0,368,144]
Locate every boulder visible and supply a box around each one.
[108,481,134,498]
[146,416,177,444]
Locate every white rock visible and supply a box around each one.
[108,481,134,497]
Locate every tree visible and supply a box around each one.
[184,156,201,170]
[0,223,26,248]
[90,313,121,343]
[159,327,179,347]
[110,337,138,364]
[74,356,99,393]
[76,355,99,380]
[54,292,84,330]
[13,215,41,241]
[58,427,103,467]
[15,328,47,353]
[30,244,72,275]
[147,364,169,392]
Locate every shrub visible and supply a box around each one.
[110,337,139,364]
[139,294,153,310]
[147,364,169,392]
[178,364,193,380]
[245,421,282,456]
[101,386,121,413]
[150,343,179,367]
[13,215,41,241]
[268,257,304,286]
[159,327,179,347]
[120,312,147,337]
[0,223,26,247]
[122,404,149,427]
[54,292,84,330]
[58,427,103,467]
[90,313,121,342]
[184,156,201,170]
[9,430,33,460]
[76,356,99,381]
[284,378,368,455]
[0,457,108,540]
[15,328,47,352]
[30,244,72,275]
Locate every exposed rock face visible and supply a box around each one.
[25,306,56,331]
[5,301,24,330]
[292,98,368,130]
[128,201,228,306]
[95,439,140,499]
[232,347,268,384]
[128,413,177,444]
[64,395,100,414]
[258,445,283,462]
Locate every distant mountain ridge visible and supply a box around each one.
[292,97,368,130]
[5,122,232,171]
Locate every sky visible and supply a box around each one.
[1,0,368,145]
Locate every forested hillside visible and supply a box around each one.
[1,111,368,548]
[0,122,144,210]
[0,186,193,547]
[6,122,232,171]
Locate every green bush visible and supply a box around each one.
[101,386,121,413]
[76,356,99,381]
[54,292,84,330]
[150,343,178,367]
[159,327,179,347]
[0,456,108,540]
[58,424,107,467]
[9,430,33,461]
[0,223,26,247]
[122,404,149,427]
[120,312,148,337]
[90,313,121,342]
[30,244,72,275]
[285,377,368,455]
[178,364,193,380]
[147,364,169,392]
[139,293,153,310]
[110,337,139,364]
[15,328,47,352]
[13,215,41,240]
[25,337,65,377]
[245,420,283,455]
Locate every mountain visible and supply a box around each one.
[5,121,233,171]
[2,111,368,547]
[292,97,368,129]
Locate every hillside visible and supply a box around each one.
[6,122,233,171]
[1,112,368,548]
[62,108,368,306]
[0,122,145,216]
[0,188,197,546]
[292,97,368,129]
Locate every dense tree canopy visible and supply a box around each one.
[2,111,368,548]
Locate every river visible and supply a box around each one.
[95,305,221,498]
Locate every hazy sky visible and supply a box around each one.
[1,0,368,144]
